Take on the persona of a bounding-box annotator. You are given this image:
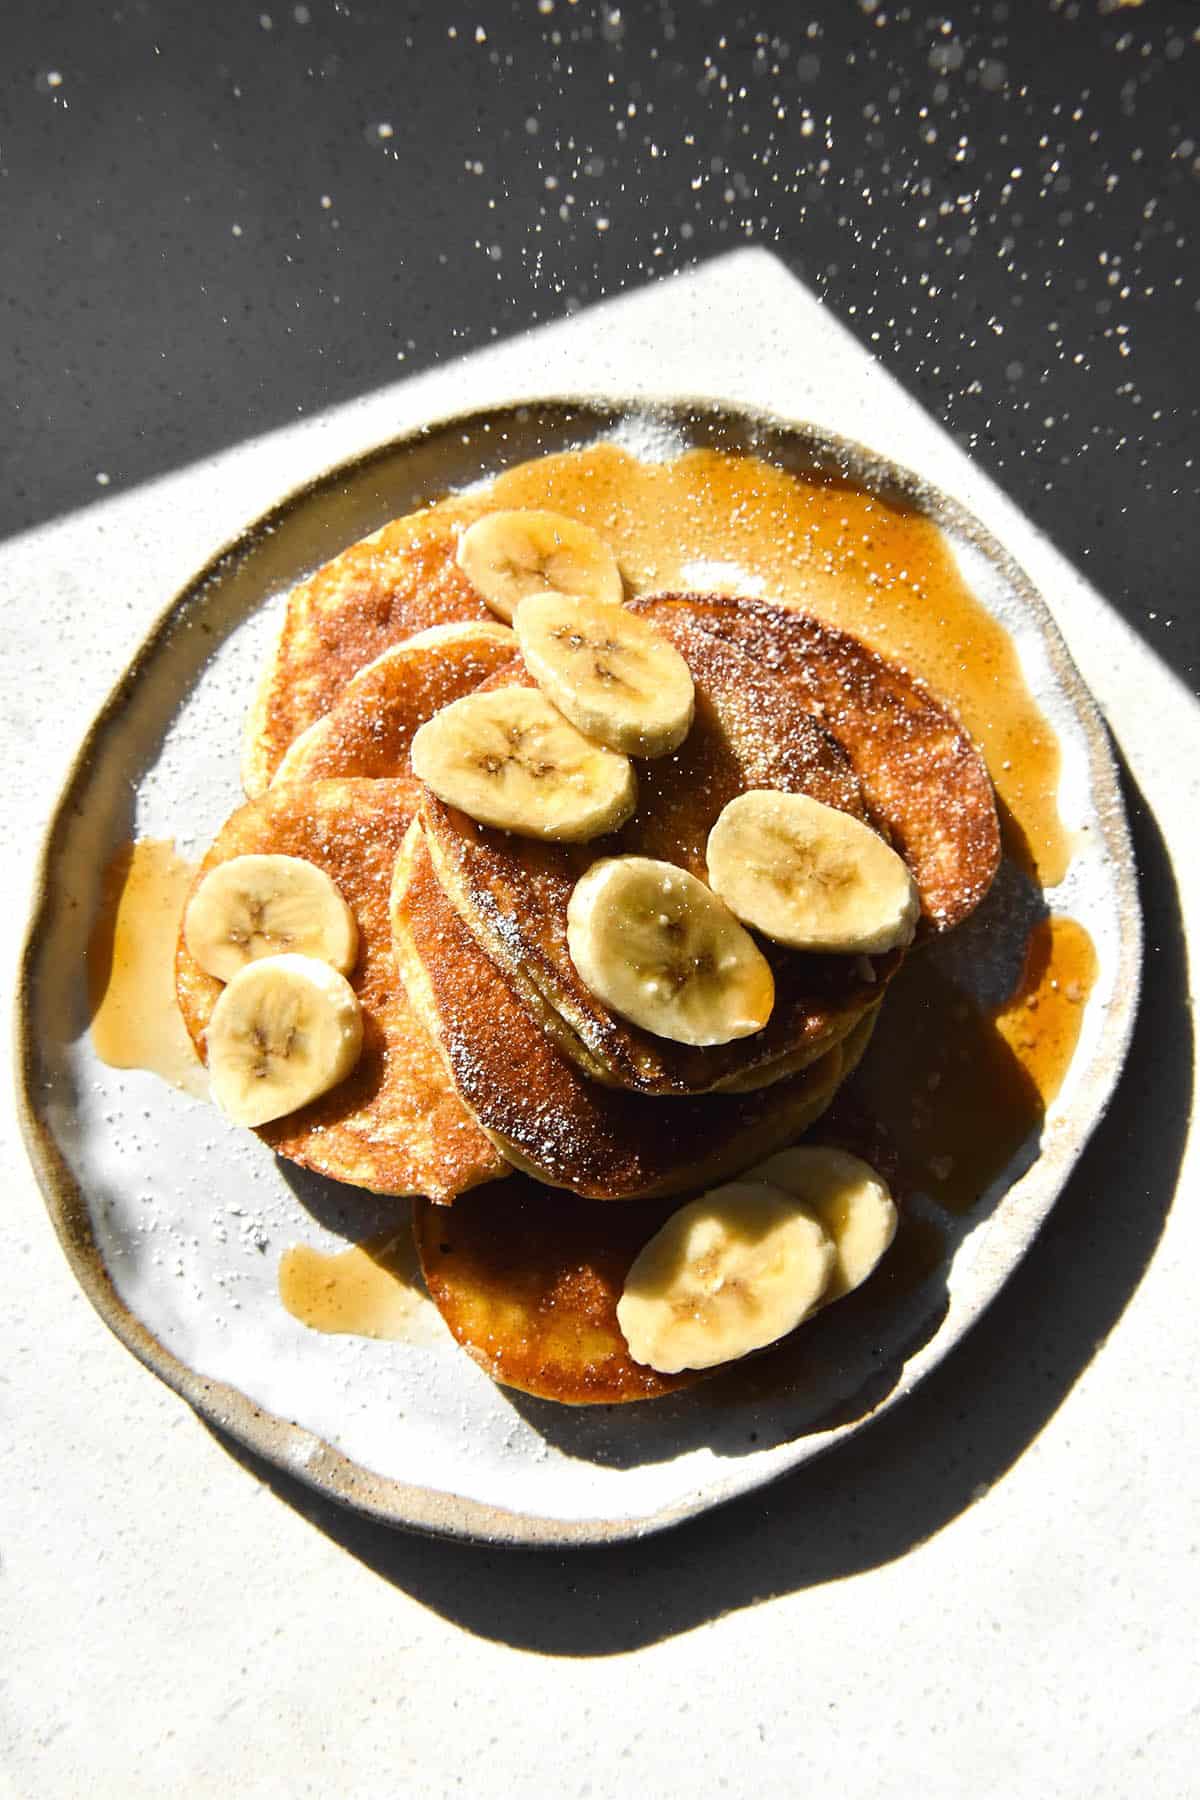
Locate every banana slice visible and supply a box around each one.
[183,853,358,983]
[456,509,624,623]
[750,1146,898,1302]
[566,855,774,1046]
[706,790,920,954]
[514,591,695,757]
[206,952,363,1127]
[411,687,636,841]
[617,1181,836,1373]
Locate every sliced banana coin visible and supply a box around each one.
[566,855,774,1046]
[206,952,364,1127]
[707,790,920,954]
[750,1146,898,1302]
[411,687,636,841]
[183,853,358,983]
[617,1180,836,1373]
[456,509,624,622]
[514,591,695,757]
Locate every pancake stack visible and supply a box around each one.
[176,479,1001,1405]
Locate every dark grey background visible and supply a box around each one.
[5,0,1198,681]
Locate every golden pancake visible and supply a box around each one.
[242,519,494,797]
[414,1176,701,1405]
[391,823,869,1200]
[420,614,908,1097]
[271,620,517,786]
[634,595,1002,931]
[176,779,508,1202]
[410,1001,874,1406]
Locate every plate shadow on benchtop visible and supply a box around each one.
[205,752,1187,1657]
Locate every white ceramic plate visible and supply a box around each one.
[17,398,1140,1545]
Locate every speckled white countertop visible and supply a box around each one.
[4,251,1197,1799]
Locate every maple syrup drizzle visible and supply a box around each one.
[994,915,1099,1105]
[87,838,208,1097]
[278,1229,445,1343]
[442,445,1072,888]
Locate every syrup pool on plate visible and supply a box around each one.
[87,837,207,1098]
[278,1230,446,1344]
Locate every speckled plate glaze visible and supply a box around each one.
[16,399,1140,1546]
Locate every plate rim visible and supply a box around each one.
[14,393,1143,1547]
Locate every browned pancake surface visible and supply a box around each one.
[635,595,1001,930]
[176,779,507,1201]
[393,829,855,1199]
[272,623,516,786]
[243,523,493,795]
[414,1177,701,1404]
[421,621,900,1095]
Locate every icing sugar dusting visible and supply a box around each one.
[679,558,768,598]
[602,416,688,463]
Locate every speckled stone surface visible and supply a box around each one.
[5,255,1198,1796]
